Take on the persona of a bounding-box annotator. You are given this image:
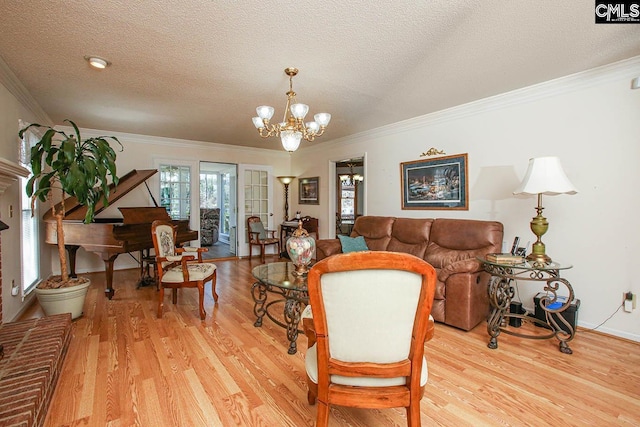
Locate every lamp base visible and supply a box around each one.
[526,252,552,266]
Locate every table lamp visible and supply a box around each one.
[513,157,577,264]
[277,176,296,220]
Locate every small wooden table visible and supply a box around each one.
[251,262,309,354]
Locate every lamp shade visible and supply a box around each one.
[278,176,295,185]
[513,156,578,196]
[281,130,302,152]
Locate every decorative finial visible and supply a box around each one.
[420,148,446,157]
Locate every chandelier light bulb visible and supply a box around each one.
[314,113,331,127]
[281,130,302,152]
[252,117,264,129]
[306,122,320,134]
[256,106,275,120]
[290,103,309,119]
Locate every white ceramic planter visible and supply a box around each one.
[35,279,91,320]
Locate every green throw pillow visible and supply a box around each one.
[338,235,369,253]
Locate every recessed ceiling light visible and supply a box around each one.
[84,56,110,69]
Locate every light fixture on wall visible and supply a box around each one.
[84,56,111,69]
[277,176,296,220]
[339,163,364,187]
[513,156,577,265]
[252,68,331,153]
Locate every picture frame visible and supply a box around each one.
[400,153,468,210]
[299,176,319,205]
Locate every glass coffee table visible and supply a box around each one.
[251,262,309,354]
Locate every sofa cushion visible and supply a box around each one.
[386,218,433,259]
[338,235,369,253]
[351,216,395,251]
[425,218,504,269]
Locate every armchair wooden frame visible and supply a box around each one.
[247,216,280,263]
[303,251,436,427]
[151,220,218,320]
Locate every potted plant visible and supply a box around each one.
[19,120,122,319]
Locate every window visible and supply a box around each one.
[19,122,40,294]
[221,172,230,235]
[160,165,191,220]
[339,183,355,220]
[199,172,218,209]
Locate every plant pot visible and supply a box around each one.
[35,278,91,320]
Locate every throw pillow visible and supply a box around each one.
[249,221,267,240]
[338,235,369,253]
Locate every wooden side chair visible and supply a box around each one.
[301,216,319,240]
[247,216,280,263]
[303,251,437,427]
[151,220,218,320]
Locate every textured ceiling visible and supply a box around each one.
[1,1,639,151]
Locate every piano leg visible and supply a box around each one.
[65,245,80,278]
[101,253,120,299]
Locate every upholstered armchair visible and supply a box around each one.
[302,251,437,427]
[200,208,220,246]
[151,220,218,320]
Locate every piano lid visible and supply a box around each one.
[43,169,158,221]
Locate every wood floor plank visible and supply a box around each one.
[16,258,638,427]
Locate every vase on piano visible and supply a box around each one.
[35,276,91,320]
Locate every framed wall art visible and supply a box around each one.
[400,153,468,210]
[299,176,319,205]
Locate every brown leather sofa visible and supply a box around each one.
[315,216,503,331]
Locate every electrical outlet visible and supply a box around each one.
[623,292,636,313]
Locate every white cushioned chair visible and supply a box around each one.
[302,251,437,427]
[151,220,217,320]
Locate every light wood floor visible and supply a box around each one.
[23,257,640,426]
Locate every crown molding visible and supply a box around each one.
[0,55,53,126]
[309,55,640,151]
[59,126,292,157]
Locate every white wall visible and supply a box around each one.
[289,57,640,341]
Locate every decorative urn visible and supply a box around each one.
[286,221,315,276]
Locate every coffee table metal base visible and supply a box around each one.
[252,280,307,354]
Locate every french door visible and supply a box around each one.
[237,164,274,257]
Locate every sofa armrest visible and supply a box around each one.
[315,239,343,260]
[437,258,483,282]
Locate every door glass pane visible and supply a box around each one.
[242,166,272,245]
[160,164,191,220]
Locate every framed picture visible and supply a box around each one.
[400,153,468,210]
[299,176,319,205]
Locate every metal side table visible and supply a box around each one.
[479,258,576,354]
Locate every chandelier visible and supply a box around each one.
[339,163,364,186]
[252,67,331,152]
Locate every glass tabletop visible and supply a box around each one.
[252,262,308,291]
[478,257,572,271]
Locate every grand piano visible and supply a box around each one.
[43,169,198,299]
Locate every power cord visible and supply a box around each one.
[579,302,624,333]
[510,281,624,332]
